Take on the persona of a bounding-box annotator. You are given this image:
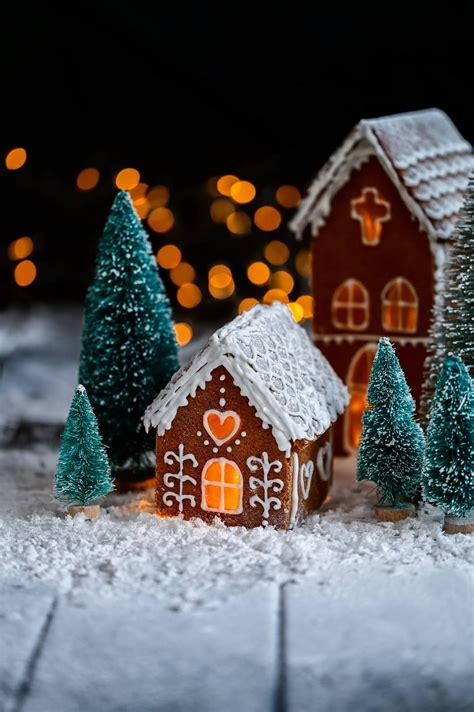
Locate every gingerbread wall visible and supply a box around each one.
[155,365,294,528]
[292,427,333,524]
[311,155,435,454]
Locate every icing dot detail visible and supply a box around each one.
[226,446,232,453]
[241,431,247,437]
[220,374,226,381]
[219,387,226,394]
[204,439,209,446]
[212,447,218,453]
[219,398,226,407]
[196,430,202,437]
[235,439,240,445]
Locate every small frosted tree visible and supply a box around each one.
[420,174,474,425]
[357,338,425,506]
[79,191,179,469]
[55,385,114,506]
[422,355,474,518]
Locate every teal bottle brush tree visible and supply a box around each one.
[79,191,179,477]
[422,355,474,535]
[357,338,425,522]
[54,385,114,518]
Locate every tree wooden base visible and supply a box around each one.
[444,515,474,535]
[374,503,416,522]
[68,505,101,519]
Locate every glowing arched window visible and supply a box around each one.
[344,343,377,453]
[201,458,243,514]
[332,279,369,331]
[382,277,418,333]
[351,187,391,245]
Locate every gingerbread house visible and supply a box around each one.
[143,302,348,529]
[290,108,474,455]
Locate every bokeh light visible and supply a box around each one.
[5,147,27,170]
[247,262,270,285]
[254,206,281,232]
[177,283,202,308]
[14,260,36,286]
[157,245,182,269]
[296,295,314,318]
[238,297,259,313]
[147,185,170,208]
[276,185,301,208]
[76,167,100,191]
[170,262,196,286]
[174,322,193,346]
[230,180,256,204]
[209,264,233,289]
[115,168,140,191]
[263,288,289,304]
[8,237,33,261]
[206,176,220,197]
[295,248,312,278]
[209,279,235,299]
[217,175,239,196]
[269,270,294,294]
[226,211,251,235]
[264,240,290,265]
[133,198,150,219]
[148,206,174,233]
[210,198,235,223]
[288,302,304,322]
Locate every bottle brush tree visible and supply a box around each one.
[422,354,474,518]
[420,174,474,425]
[54,385,114,506]
[79,191,179,469]
[357,338,425,506]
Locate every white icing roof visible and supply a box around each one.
[290,109,474,241]
[143,302,348,455]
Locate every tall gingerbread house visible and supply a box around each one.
[143,303,348,529]
[290,109,474,455]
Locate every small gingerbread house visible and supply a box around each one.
[290,109,474,455]
[143,302,348,529]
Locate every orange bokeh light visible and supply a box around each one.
[14,259,36,287]
[210,198,235,223]
[226,212,251,235]
[296,295,314,319]
[247,262,270,286]
[76,167,100,191]
[238,297,259,313]
[275,185,301,208]
[147,185,170,208]
[217,175,239,196]
[209,279,235,300]
[295,248,311,278]
[8,237,33,261]
[174,322,193,346]
[264,240,290,265]
[269,270,294,295]
[115,168,140,191]
[177,283,202,309]
[288,302,304,322]
[263,288,289,305]
[170,262,196,286]
[5,147,27,170]
[230,180,256,204]
[157,245,182,269]
[254,206,281,232]
[148,207,174,233]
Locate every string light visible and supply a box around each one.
[177,283,202,308]
[5,147,27,170]
[209,265,233,289]
[14,260,36,286]
[238,297,258,313]
[226,212,251,235]
[210,198,234,223]
[247,262,270,286]
[8,237,33,261]
[115,168,140,191]
[264,240,289,265]
[275,185,301,208]
[254,206,281,232]
[296,295,314,318]
[217,175,239,197]
[147,185,169,207]
[263,288,289,304]
[230,180,256,204]
[295,248,311,278]
[209,279,235,299]
[288,302,304,322]
[76,168,100,191]
[157,245,182,269]
[148,206,174,233]
[170,262,195,286]
[209,264,232,279]
[269,270,294,295]
[174,322,193,346]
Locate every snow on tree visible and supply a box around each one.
[79,191,179,468]
[420,174,474,425]
[422,355,474,518]
[357,338,425,506]
[54,385,114,506]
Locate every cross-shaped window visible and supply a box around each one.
[350,187,391,246]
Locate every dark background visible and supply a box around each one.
[2,2,474,315]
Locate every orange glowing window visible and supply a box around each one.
[382,277,418,333]
[332,279,369,331]
[201,458,243,514]
[351,187,391,245]
[344,344,377,453]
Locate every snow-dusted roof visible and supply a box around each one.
[290,109,474,241]
[143,302,348,455]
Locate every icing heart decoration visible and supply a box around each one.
[203,409,241,446]
[317,442,332,482]
[300,461,314,500]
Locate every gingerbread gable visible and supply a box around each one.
[143,302,348,456]
[290,108,474,241]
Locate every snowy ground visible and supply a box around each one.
[0,307,473,712]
